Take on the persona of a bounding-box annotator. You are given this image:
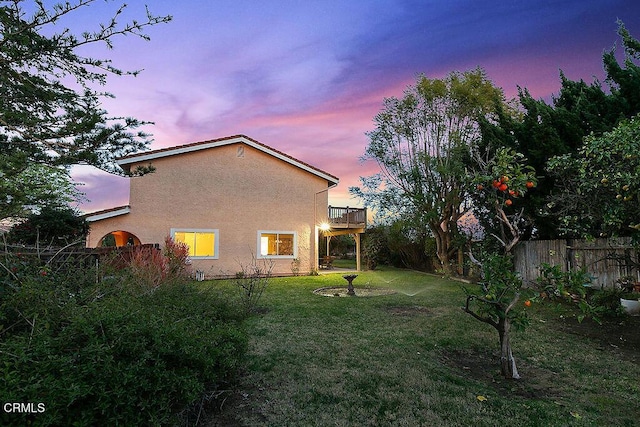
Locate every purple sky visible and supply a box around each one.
[71,0,640,213]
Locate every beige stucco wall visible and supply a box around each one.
[87,143,332,276]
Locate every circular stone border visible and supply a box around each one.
[313,286,397,297]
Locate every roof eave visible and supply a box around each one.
[85,206,131,222]
[117,135,340,186]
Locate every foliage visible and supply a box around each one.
[361,225,390,270]
[603,21,640,116]
[465,147,537,379]
[0,247,246,426]
[536,263,592,302]
[6,206,89,246]
[362,222,434,271]
[536,263,604,323]
[471,147,537,254]
[351,68,505,274]
[127,236,192,288]
[464,255,530,330]
[546,115,640,238]
[0,0,171,220]
[589,287,628,319]
[232,253,274,314]
[478,21,640,239]
[0,163,85,220]
[462,254,531,378]
[534,263,628,323]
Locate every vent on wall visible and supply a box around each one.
[237,146,245,158]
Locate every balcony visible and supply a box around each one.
[327,206,367,229]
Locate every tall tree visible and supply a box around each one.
[603,21,640,116]
[0,0,170,220]
[351,69,504,274]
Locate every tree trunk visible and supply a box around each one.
[497,317,520,379]
[431,222,452,275]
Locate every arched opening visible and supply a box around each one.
[98,230,141,247]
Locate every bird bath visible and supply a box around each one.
[343,274,358,296]
[313,275,396,297]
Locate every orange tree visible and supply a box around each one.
[546,114,640,239]
[462,147,537,379]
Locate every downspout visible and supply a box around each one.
[314,182,338,272]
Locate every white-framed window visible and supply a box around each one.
[257,230,297,258]
[171,228,219,259]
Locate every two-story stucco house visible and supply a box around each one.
[85,135,365,277]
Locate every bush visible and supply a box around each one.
[127,236,192,287]
[6,206,89,246]
[362,223,434,271]
[232,253,274,315]
[536,263,592,301]
[0,250,246,426]
[534,263,630,322]
[589,287,627,318]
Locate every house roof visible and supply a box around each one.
[84,205,130,222]
[117,134,340,186]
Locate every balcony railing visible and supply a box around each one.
[328,206,367,228]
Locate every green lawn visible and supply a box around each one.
[209,267,640,426]
[330,258,357,269]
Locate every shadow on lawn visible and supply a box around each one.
[204,306,640,426]
[440,313,640,404]
[440,349,565,400]
[556,314,640,363]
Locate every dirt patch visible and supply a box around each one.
[201,390,256,427]
[383,305,433,316]
[440,349,564,399]
[554,314,640,363]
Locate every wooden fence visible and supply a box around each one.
[514,237,640,287]
[3,244,161,273]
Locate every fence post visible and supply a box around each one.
[566,238,574,272]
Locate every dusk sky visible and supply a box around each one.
[70,0,640,213]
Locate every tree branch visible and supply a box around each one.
[462,295,498,329]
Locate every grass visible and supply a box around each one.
[207,267,640,427]
[331,258,357,269]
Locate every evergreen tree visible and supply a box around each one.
[0,0,170,220]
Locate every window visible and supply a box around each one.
[258,231,296,258]
[171,229,219,259]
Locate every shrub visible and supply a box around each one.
[589,287,627,318]
[0,248,246,426]
[232,253,274,315]
[536,263,592,301]
[361,223,434,271]
[6,206,89,246]
[127,236,192,288]
[533,263,630,323]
